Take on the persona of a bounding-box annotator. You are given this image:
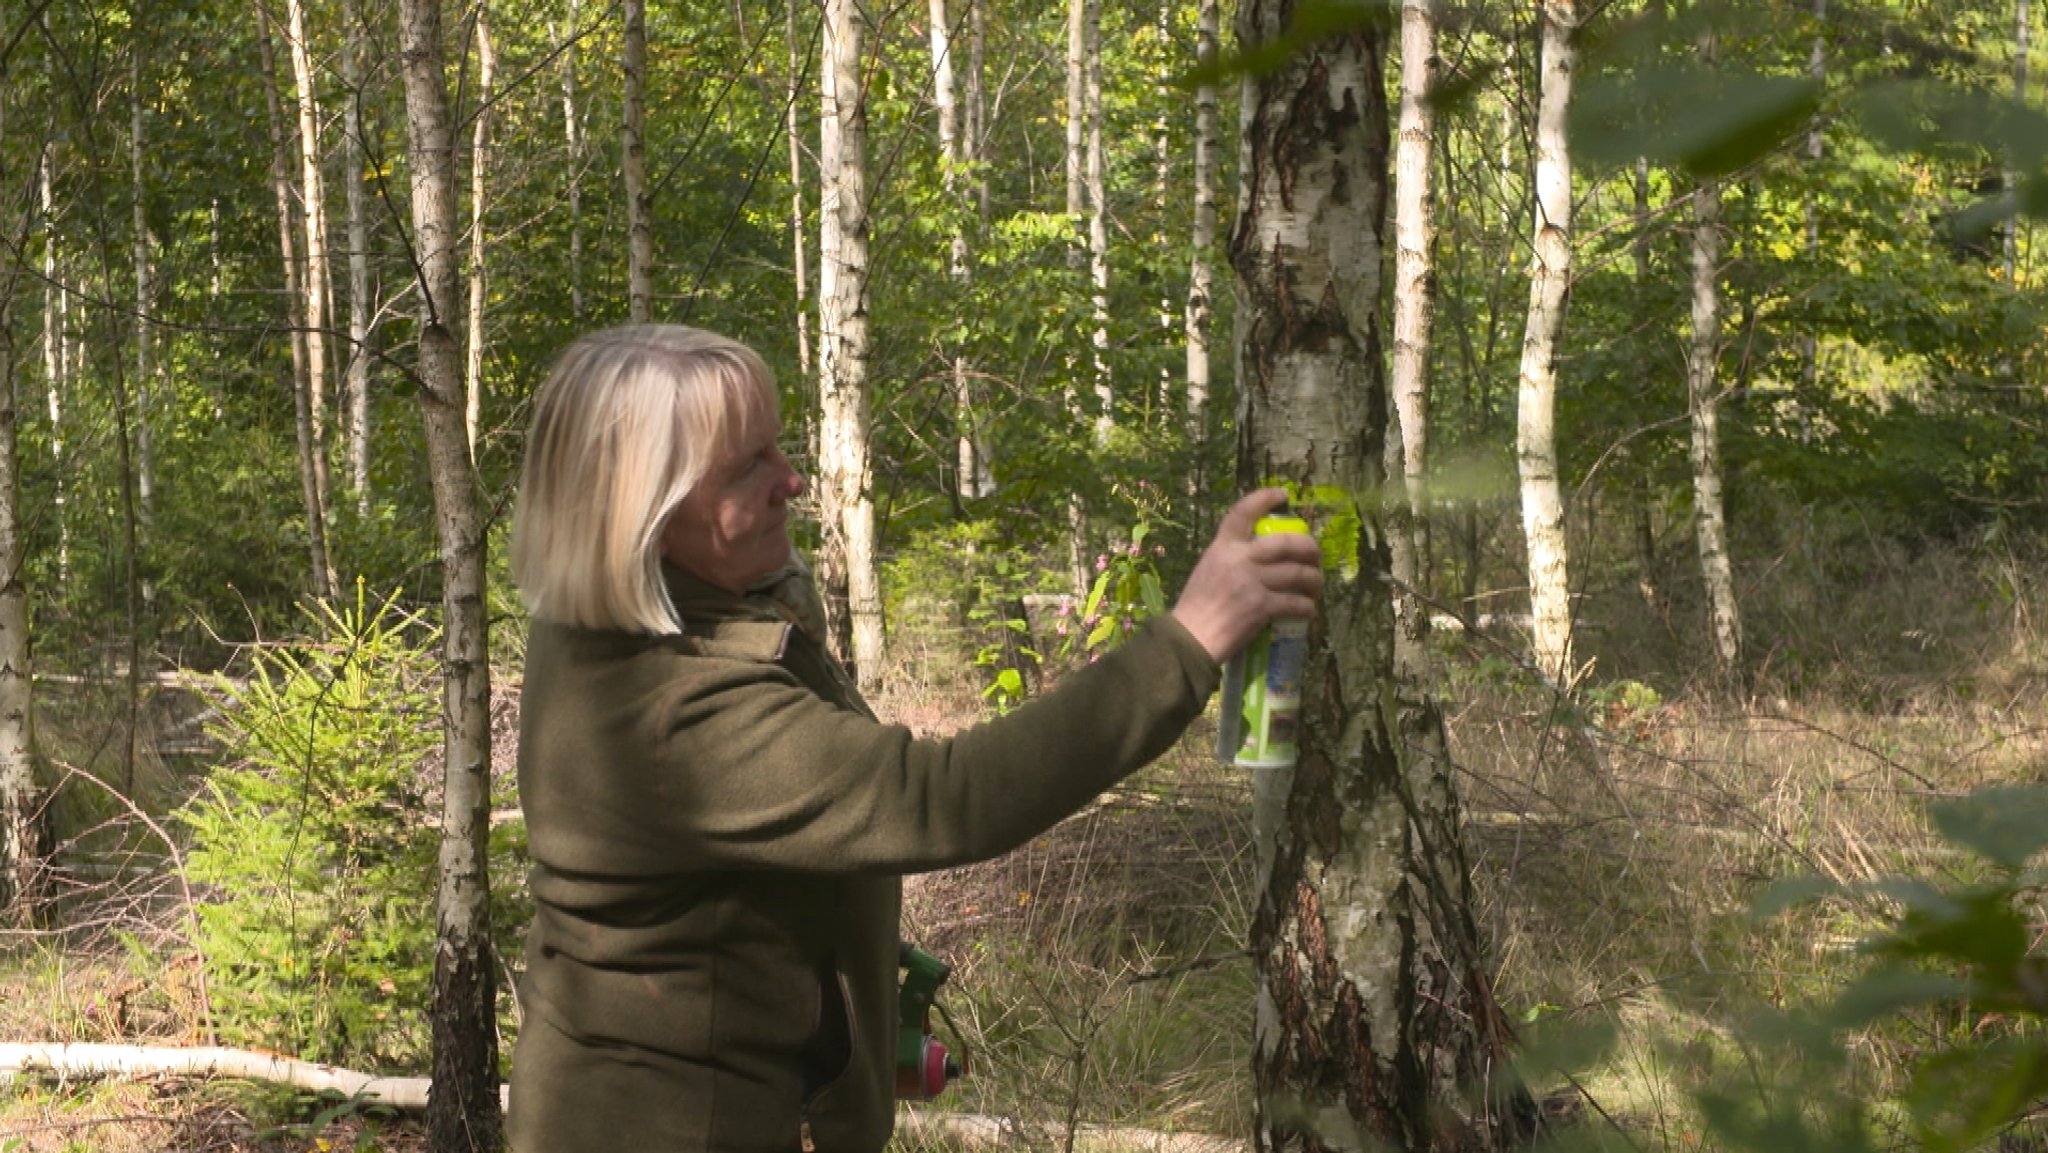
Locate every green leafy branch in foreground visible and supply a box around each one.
[1727,785,2048,1152]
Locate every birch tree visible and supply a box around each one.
[1687,28,1742,679]
[785,0,808,375]
[0,87,39,922]
[1232,10,1527,1149]
[1516,0,1578,684]
[1083,0,1109,441]
[2008,0,2031,283]
[1388,0,1440,673]
[930,0,991,502]
[556,0,589,321]
[465,2,495,459]
[624,0,652,322]
[1184,0,1219,446]
[397,0,501,1145]
[39,148,66,585]
[344,0,375,511]
[818,0,884,689]
[130,51,156,534]
[258,13,336,599]
[284,0,336,552]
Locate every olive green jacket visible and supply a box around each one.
[507,564,1220,1153]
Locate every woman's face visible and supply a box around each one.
[661,392,805,594]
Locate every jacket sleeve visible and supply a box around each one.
[535,615,1220,876]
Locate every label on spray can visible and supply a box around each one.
[1232,510,1313,769]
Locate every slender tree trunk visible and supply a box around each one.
[38,149,66,586]
[558,0,588,322]
[1084,0,1109,442]
[1185,0,1218,452]
[284,0,335,556]
[1,120,42,922]
[623,0,652,322]
[1388,0,1440,678]
[344,0,375,513]
[1632,158,1661,610]
[818,0,883,689]
[129,53,156,537]
[1687,171,1741,675]
[2008,0,2031,284]
[930,0,990,502]
[258,15,336,600]
[786,0,809,377]
[1516,0,1577,684]
[1061,0,1094,594]
[966,0,988,222]
[465,2,495,461]
[1797,0,1824,440]
[397,0,501,1146]
[1232,6,1529,1148]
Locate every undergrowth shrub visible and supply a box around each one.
[180,586,442,1069]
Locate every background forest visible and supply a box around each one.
[0,0,2046,1150]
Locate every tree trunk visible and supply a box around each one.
[258,13,336,600]
[1688,174,1742,677]
[344,0,375,513]
[38,148,66,586]
[1515,0,1577,684]
[1184,0,1218,454]
[465,2,495,461]
[284,0,335,557]
[1084,0,1109,443]
[397,0,501,1147]
[818,0,883,690]
[786,0,809,378]
[966,0,988,222]
[559,0,588,322]
[1387,0,1440,679]
[1061,0,1095,595]
[1632,158,1661,611]
[0,141,42,922]
[129,53,156,537]
[624,0,652,322]
[1231,8,1528,1149]
[2008,0,2030,284]
[930,0,991,503]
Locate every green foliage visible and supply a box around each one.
[180,585,442,1069]
[1716,785,2048,1152]
[1069,524,1169,659]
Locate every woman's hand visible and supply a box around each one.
[1170,488,1325,664]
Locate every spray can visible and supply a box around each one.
[1215,507,1313,769]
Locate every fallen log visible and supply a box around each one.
[0,1043,505,1112]
[0,1043,1240,1151]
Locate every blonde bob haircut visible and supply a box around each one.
[511,325,778,634]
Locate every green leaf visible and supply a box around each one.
[1574,65,1822,179]
[1928,786,2048,870]
[1750,874,1841,920]
[1825,968,1971,1029]
[1087,616,1118,648]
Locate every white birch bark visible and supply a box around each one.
[819,0,884,688]
[786,0,809,377]
[130,56,156,532]
[966,0,988,222]
[397,0,501,1142]
[1515,0,1577,684]
[1184,0,1219,444]
[258,15,336,600]
[344,0,374,511]
[2008,0,2030,283]
[624,0,653,322]
[930,0,991,500]
[1084,0,1110,441]
[465,2,495,461]
[0,145,38,919]
[1688,176,1742,674]
[558,0,588,321]
[38,149,66,585]
[284,0,335,535]
[1233,5,1525,1146]
[1062,0,1092,594]
[1388,0,1440,669]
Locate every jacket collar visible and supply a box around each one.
[661,560,826,662]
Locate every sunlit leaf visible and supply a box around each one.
[1928,785,2048,869]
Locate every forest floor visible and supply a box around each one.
[3,536,2045,1151]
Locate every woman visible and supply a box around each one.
[506,325,1321,1153]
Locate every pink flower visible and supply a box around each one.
[1095,554,1109,572]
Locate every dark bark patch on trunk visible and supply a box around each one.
[428,942,502,1152]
